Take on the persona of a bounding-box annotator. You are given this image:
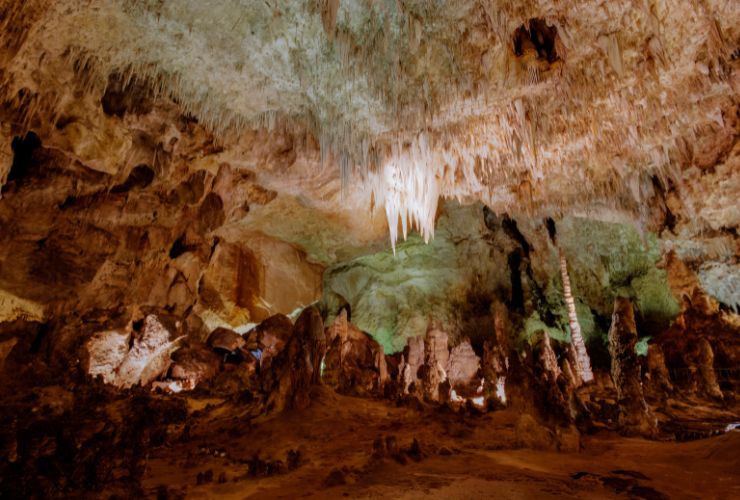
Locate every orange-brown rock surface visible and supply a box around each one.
[0,1,738,498]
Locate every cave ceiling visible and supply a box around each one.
[0,0,738,250]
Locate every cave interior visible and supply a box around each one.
[0,1,739,498]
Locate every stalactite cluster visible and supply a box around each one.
[0,0,736,247]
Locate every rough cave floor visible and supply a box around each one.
[143,388,739,499]
[2,303,740,499]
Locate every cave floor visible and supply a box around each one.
[141,388,740,499]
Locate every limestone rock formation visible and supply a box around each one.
[447,340,481,398]
[207,327,247,359]
[252,314,294,370]
[529,332,574,424]
[399,335,425,396]
[323,310,388,396]
[558,252,594,384]
[0,1,738,497]
[420,327,450,403]
[264,306,325,411]
[166,342,221,391]
[697,338,724,400]
[646,343,674,396]
[608,297,658,436]
[84,329,131,385]
[86,314,182,389]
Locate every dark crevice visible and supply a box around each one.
[59,195,78,209]
[110,164,155,193]
[502,216,530,258]
[101,72,154,117]
[545,217,557,245]
[512,19,561,64]
[169,233,199,259]
[650,175,677,234]
[508,250,525,313]
[29,322,50,354]
[7,131,42,184]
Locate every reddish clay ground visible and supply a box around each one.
[141,388,740,499]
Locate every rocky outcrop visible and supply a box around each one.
[391,324,489,405]
[264,306,325,411]
[85,314,182,389]
[251,313,294,370]
[207,327,247,360]
[165,342,220,391]
[323,310,388,396]
[608,297,657,436]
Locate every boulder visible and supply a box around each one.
[116,315,184,388]
[253,313,294,368]
[85,329,131,385]
[207,327,246,357]
[168,342,221,389]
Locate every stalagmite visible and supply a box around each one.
[697,338,723,399]
[559,252,594,383]
[322,310,389,396]
[446,340,480,398]
[400,336,425,395]
[264,306,325,411]
[420,326,449,402]
[608,297,657,436]
[646,343,674,395]
[538,331,561,383]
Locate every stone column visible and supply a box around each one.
[697,338,723,399]
[559,252,593,383]
[646,343,673,395]
[421,327,449,402]
[608,296,657,436]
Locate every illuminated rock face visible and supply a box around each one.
[85,314,182,389]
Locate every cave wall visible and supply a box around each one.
[0,84,333,350]
[322,202,515,352]
[322,203,698,357]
